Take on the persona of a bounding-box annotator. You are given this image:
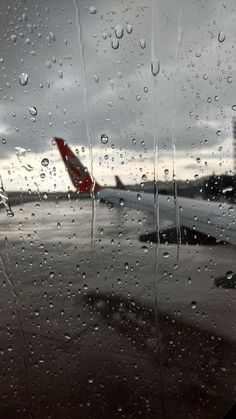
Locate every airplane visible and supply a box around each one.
[114,175,126,190]
[55,137,236,246]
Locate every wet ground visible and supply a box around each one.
[0,199,235,419]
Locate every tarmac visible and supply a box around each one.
[0,199,235,419]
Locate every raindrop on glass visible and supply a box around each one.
[10,34,17,42]
[101,134,108,144]
[226,271,233,280]
[49,31,55,41]
[7,210,14,217]
[163,252,170,258]
[151,60,160,77]
[89,6,97,14]
[218,32,225,43]
[19,73,29,86]
[29,106,37,116]
[64,333,71,340]
[41,158,49,167]
[111,39,119,49]
[115,25,124,39]
[126,24,133,34]
[119,198,125,206]
[139,38,146,49]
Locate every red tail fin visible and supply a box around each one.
[115,175,126,190]
[55,137,101,193]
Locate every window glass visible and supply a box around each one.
[0,1,235,418]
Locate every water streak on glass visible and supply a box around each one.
[151,1,165,417]
[172,0,184,262]
[73,0,96,253]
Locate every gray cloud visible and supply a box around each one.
[0,0,235,188]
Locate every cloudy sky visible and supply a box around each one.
[0,0,235,191]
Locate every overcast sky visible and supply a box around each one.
[0,0,235,191]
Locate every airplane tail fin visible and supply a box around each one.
[115,175,126,190]
[55,137,101,193]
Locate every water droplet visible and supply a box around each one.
[191,301,197,309]
[137,193,142,200]
[144,86,148,93]
[111,39,119,49]
[141,245,148,253]
[163,252,170,258]
[2,139,6,144]
[139,38,146,49]
[142,174,147,181]
[216,130,222,136]
[7,210,14,217]
[19,73,29,86]
[218,32,225,43]
[226,271,233,280]
[89,6,97,14]
[227,76,232,83]
[151,60,160,77]
[232,105,236,111]
[115,25,123,39]
[29,106,37,116]
[101,133,108,144]
[94,74,99,83]
[64,333,71,340]
[126,24,133,34]
[196,157,201,163]
[49,31,55,41]
[223,186,233,193]
[164,169,169,175]
[41,158,49,167]
[58,70,63,79]
[119,198,125,206]
[10,34,17,43]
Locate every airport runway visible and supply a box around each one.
[0,199,235,419]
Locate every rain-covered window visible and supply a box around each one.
[0,1,235,418]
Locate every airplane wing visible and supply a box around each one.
[55,137,236,246]
[97,188,236,245]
